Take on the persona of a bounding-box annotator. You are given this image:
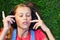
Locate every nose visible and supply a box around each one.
[23,15,27,20]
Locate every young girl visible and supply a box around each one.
[0,2,55,40]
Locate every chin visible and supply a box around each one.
[22,26,29,29]
[21,27,29,30]
[19,25,29,30]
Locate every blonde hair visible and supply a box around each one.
[13,4,31,15]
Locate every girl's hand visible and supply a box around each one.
[2,11,15,30]
[30,12,49,31]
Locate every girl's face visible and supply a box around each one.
[15,6,32,29]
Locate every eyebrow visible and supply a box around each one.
[19,13,23,14]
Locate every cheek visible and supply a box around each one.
[27,17,32,25]
[27,17,32,21]
[15,16,22,24]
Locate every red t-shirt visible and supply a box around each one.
[16,29,46,40]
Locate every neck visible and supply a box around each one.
[17,27,29,38]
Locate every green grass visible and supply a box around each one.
[0,0,60,40]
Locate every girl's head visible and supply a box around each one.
[10,3,37,30]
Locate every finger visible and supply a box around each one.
[7,15,15,18]
[6,18,14,24]
[30,20,38,23]
[9,18,15,23]
[35,25,40,29]
[8,19,13,24]
[2,11,5,19]
[11,18,15,22]
[35,12,41,20]
[33,23,38,29]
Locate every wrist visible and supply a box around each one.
[3,27,9,32]
[41,23,50,32]
[45,28,50,32]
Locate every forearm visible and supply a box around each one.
[41,24,55,40]
[0,28,8,40]
[45,29,55,40]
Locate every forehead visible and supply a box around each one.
[15,7,31,13]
